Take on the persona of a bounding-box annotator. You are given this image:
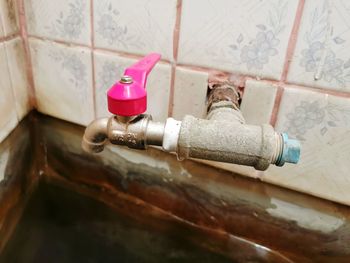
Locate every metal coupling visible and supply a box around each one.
[108,115,165,149]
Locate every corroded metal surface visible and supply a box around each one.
[207,82,241,112]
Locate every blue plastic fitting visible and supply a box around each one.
[275,133,301,167]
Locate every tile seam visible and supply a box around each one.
[17,0,37,109]
[168,0,182,117]
[90,0,97,119]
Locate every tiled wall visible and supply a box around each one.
[0,0,30,142]
[2,0,350,205]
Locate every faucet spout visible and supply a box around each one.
[82,118,109,153]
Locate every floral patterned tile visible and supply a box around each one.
[172,67,208,120]
[263,87,350,205]
[288,0,350,92]
[0,0,19,36]
[25,0,91,45]
[29,38,94,126]
[93,0,177,61]
[240,79,278,125]
[94,51,171,120]
[178,0,299,80]
[5,37,30,120]
[0,42,18,143]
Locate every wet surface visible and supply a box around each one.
[0,115,37,251]
[0,180,285,263]
[1,112,350,262]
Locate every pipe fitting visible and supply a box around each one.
[207,82,241,112]
[82,88,300,170]
[83,53,299,173]
[82,115,165,154]
[176,114,279,170]
[82,118,109,153]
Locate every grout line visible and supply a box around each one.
[247,76,350,99]
[173,0,182,63]
[28,35,176,64]
[280,0,305,82]
[270,0,305,126]
[2,39,19,121]
[281,82,350,99]
[0,33,19,43]
[17,0,37,109]
[176,62,350,100]
[168,0,183,117]
[269,0,305,125]
[176,63,216,73]
[0,10,19,119]
[269,86,284,127]
[90,0,97,119]
[32,26,350,101]
[169,66,176,117]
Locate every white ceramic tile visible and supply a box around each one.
[0,148,10,181]
[172,67,208,120]
[30,38,94,125]
[25,0,91,45]
[0,43,18,143]
[0,11,4,37]
[240,79,278,125]
[263,87,350,205]
[288,0,350,92]
[94,51,171,121]
[178,0,299,80]
[5,37,30,120]
[0,0,19,36]
[94,0,177,61]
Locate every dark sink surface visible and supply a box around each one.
[1,111,350,263]
[0,181,236,263]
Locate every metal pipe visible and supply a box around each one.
[174,100,299,170]
[82,118,109,153]
[145,121,165,146]
[176,113,277,171]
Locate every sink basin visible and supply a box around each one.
[0,112,350,262]
[0,180,287,263]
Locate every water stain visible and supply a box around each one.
[0,180,280,263]
[2,112,350,262]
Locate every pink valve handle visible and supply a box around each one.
[107,53,161,116]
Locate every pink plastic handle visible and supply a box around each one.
[124,53,161,89]
[107,53,161,116]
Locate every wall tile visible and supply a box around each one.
[25,0,91,45]
[94,51,171,120]
[263,87,350,205]
[94,0,177,61]
[0,0,19,36]
[240,79,278,125]
[5,37,30,120]
[172,67,208,120]
[30,38,94,126]
[178,0,299,80]
[0,43,18,142]
[0,147,10,181]
[0,12,4,37]
[288,0,350,92]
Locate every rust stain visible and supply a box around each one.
[5,0,17,26]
